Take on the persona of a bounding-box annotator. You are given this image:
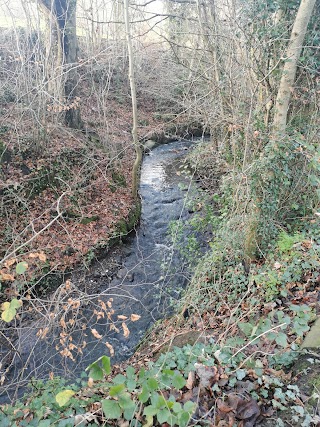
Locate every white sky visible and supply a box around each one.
[0,0,165,28]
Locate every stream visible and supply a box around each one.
[0,139,208,403]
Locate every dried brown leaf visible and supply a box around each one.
[117,315,128,320]
[186,371,195,390]
[122,322,130,338]
[91,328,102,339]
[105,341,115,356]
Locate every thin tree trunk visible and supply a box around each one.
[123,0,142,199]
[272,0,316,134]
[61,0,82,129]
[40,0,82,129]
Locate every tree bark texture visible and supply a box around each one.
[40,0,82,129]
[272,0,316,134]
[123,0,142,199]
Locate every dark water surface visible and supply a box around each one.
[0,139,204,403]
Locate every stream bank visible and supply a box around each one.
[0,139,208,403]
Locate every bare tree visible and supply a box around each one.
[123,0,142,199]
[272,0,317,135]
[39,0,82,129]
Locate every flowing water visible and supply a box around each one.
[0,139,207,403]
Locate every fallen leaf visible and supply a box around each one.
[117,315,128,320]
[38,251,47,262]
[131,314,141,322]
[0,272,15,281]
[122,322,130,338]
[186,371,195,390]
[56,389,75,407]
[274,261,282,270]
[195,363,218,389]
[91,328,103,339]
[4,258,16,268]
[105,341,115,356]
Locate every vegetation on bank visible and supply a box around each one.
[1,0,320,425]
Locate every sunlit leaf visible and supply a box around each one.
[55,389,75,407]
[1,302,10,311]
[101,355,111,375]
[1,305,15,322]
[1,299,22,322]
[11,299,22,310]
[29,252,39,258]
[16,262,28,275]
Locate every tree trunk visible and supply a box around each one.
[40,0,82,129]
[123,0,142,200]
[272,0,316,134]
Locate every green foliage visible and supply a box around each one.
[0,377,84,427]
[250,136,319,252]
[95,359,192,426]
[1,298,22,322]
[86,355,111,380]
[0,357,194,427]
[255,228,320,300]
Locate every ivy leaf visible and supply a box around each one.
[172,373,186,389]
[143,405,158,417]
[184,401,196,412]
[236,369,246,381]
[16,261,28,275]
[109,384,125,397]
[101,399,122,419]
[238,322,253,337]
[178,411,191,427]
[276,332,288,347]
[57,419,75,427]
[55,390,75,407]
[144,415,154,427]
[126,366,135,378]
[101,355,111,375]
[126,379,137,391]
[86,361,103,381]
[138,386,149,403]
[119,393,134,409]
[157,408,170,424]
[147,377,159,391]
